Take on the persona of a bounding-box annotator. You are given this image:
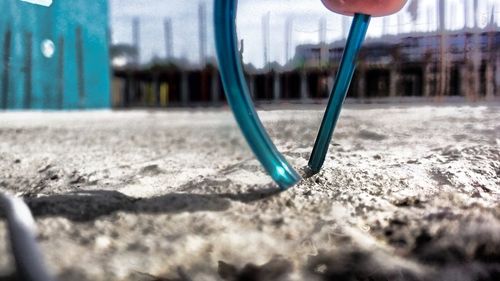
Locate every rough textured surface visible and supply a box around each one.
[0,104,499,280]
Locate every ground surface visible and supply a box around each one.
[0,103,499,281]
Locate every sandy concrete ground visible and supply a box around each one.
[0,103,499,281]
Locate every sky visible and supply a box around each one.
[110,0,500,68]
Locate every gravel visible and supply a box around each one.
[0,103,499,280]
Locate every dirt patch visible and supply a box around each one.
[0,104,499,280]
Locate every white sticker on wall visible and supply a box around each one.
[41,39,55,58]
[21,0,53,7]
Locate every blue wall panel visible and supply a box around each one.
[0,0,110,109]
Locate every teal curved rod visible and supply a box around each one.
[308,13,371,173]
[214,0,301,189]
[0,193,56,281]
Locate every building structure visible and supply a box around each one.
[0,0,110,109]
[294,27,500,100]
[112,28,500,107]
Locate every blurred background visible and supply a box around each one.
[1,0,499,109]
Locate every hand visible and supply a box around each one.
[321,0,407,17]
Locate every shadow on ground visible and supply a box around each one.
[20,187,281,222]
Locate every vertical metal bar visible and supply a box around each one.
[23,32,33,109]
[57,36,64,109]
[2,28,11,109]
[438,0,448,98]
[262,13,270,70]
[132,17,140,64]
[76,26,85,108]
[164,18,173,59]
[198,2,207,67]
[285,17,292,63]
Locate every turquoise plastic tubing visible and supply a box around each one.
[214,0,301,189]
[308,13,371,173]
[0,193,56,281]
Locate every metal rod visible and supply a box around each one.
[214,0,300,189]
[164,18,173,59]
[308,14,371,173]
[0,193,56,281]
